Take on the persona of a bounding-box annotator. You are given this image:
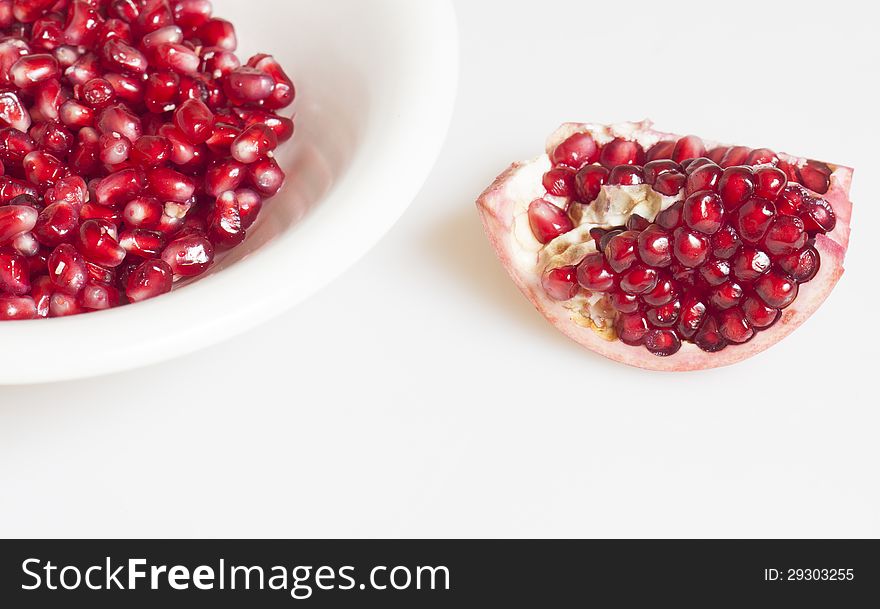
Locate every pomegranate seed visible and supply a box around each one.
[153,42,200,75]
[671,135,705,163]
[119,228,165,258]
[642,274,676,307]
[0,204,39,242]
[0,251,30,295]
[528,199,573,244]
[685,163,722,196]
[246,155,284,196]
[0,295,37,320]
[99,132,132,165]
[60,99,95,128]
[604,230,639,273]
[717,166,755,210]
[83,77,116,108]
[682,191,725,235]
[145,166,195,202]
[626,215,649,232]
[717,308,754,344]
[79,282,121,310]
[644,329,682,356]
[753,166,787,201]
[64,0,101,47]
[699,258,731,286]
[203,48,241,78]
[197,18,237,50]
[130,135,171,167]
[246,53,295,109]
[615,312,649,346]
[708,281,743,310]
[763,216,807,256]
[799,197,836,233]
[672,227,709,268]
[142,25,183,49]
[609,288,639,313]
[620,264,658,295]
[551,132,599,169]
[208,190,245,248]
[735,197,776,244]
[97,103,142,141]
[224,66,274,103]
[174,0,212,31]
[731,247,771,282]
[173,98,214,144]
[234,188,262,229]
[0,90,32,131]
[677,296,707,339]
[652,171,686,197]
[694,316,727,352]
[542,266,578,301]
[754,271,798,309]
[599,138,645,169]
[101,38,148,73]
[646,299,681,328]
[778,246,820,283]
[122,196,162,228]
[742,297,780,330]
[645,140,675,161]
[48,243,88,295]
[13,231,39,256]
[576,253,614,292]
[123,258,171,302]
[49,292,84,317]
[109,0,139,22]
[80,202,122,224]
[33,202,78,246]
[230,123,277,165]
[710,224,741,259]
[235,108,294,143]
[10,53,60,88]
[77,219,126,267]
[542,167,575,197]
[574,165,608,202]
[719,146,751,168]
[94,167,143,206]
[746,148,779,166]
[607,165,644,186]
[797,160,832,194]
[161,232,214,277]
[655,201,683,230]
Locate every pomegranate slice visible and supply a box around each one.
[477,121,852,371]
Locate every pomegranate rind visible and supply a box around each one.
[476,121,852,371]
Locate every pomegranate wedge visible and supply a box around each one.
[477,121,852,371]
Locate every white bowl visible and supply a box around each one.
[0,0,458,385]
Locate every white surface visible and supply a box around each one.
[1,0,879,538]
[0,0,458,384]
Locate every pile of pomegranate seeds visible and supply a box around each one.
[531,132,837,357]
[0,0,294,320]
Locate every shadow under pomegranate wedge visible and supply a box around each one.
[476,121,853,371]
[0,0,294,320]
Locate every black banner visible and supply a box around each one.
[1,540,877,606]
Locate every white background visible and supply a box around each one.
[2,0,879,538]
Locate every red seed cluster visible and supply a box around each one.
[0,0,295,321]
[534,132,836,357]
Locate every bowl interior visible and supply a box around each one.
[0,0,458,385]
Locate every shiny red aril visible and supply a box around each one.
[77,219,126,267]
[48,243,88,295]
[161,233,214,277]
[527,199,573,244]
[125,258,173,302]
[599,138,645,169]
[542,266,579,301]
[576,253,614,292]
[231,123,277,164]
[682,191,725,235]
[551,132,599,169]
[754,271,798,308]
[717,166,755,210]
[574,164,608,202]
[735,197,776,244]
